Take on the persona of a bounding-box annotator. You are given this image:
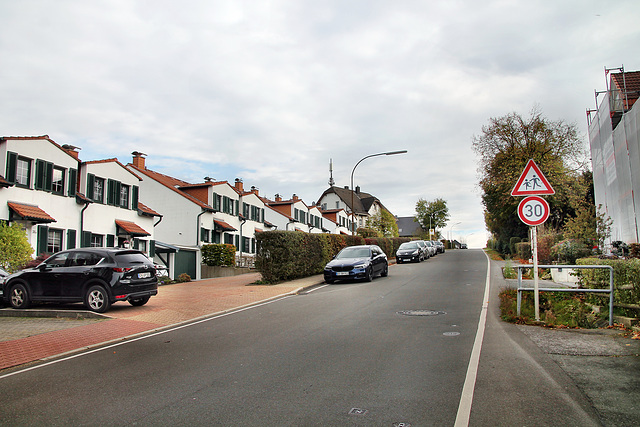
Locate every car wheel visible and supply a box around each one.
[381,263,388,277]
[325,279,335,284]
[128,296,150,306]
[9,283,30,309]
[365,267,374,282]
[85,285,111,313]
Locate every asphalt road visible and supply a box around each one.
[0,249,635,426]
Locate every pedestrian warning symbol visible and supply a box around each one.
[511,159,555,196]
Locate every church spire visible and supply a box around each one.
[328,158,335,187]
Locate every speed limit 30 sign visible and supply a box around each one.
[518,196,550,226]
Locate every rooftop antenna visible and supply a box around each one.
[328,159,335,187]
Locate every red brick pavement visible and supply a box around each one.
[0,273,322,372]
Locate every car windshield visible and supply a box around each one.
[336,247,370,259]
[399,242,419,250]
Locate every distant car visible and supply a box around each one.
[324,245,388,284]
[2,248,158,313]
[396,241,423,263]
[461,243,468,249]
[154,264,169,277]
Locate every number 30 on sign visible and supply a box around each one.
[517,196,550,226]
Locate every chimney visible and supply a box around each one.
[275,193,282,202]
[251,186,259,195]
[204,176,213,182]
[355,186,360,194]
[344,185,349,190]
[234,178,244,192]
[132,151,147,169]
[62,144,81,160]
[292,194,299,201]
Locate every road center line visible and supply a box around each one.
[454,250,491,427]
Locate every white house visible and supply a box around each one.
[0,136,84,255]
[78,158,158,254]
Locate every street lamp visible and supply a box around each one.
[350,150,408,235]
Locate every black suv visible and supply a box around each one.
[2,248,158,313]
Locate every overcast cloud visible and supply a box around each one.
[2,0,639,247]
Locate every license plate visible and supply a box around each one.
[336,271,350,276]
[138,272,152,279]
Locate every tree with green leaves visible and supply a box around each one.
[366,209,399,237]
[0,222,34,272]
[415,197,449,239]
[472,107,590,253]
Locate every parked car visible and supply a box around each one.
[324,245,388,284]
[396,241,423,263]
[1,248,158,313]
[414,240,429,260]
[434,241,445,253]
[422,240,437,257]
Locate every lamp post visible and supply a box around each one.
[449,221,461,249]
[350,150,407,235]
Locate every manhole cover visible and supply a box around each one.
[397,309,446,317]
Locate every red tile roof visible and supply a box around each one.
[7,202,56,223]
[115,220,150,237]
[128,164,214,211]
[611,71,640,109]
[137,202,161,217]
[213,219,237,232]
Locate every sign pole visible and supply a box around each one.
[532,225,540,321]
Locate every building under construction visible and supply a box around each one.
[588,66,640,244]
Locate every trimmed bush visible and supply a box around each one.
[202,244,236,266]
[255,230,406,284]
[515,241,531,260]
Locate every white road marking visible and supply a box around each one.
[454,250,491,427]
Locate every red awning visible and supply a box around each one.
[115,220,150,237]
[8,202,56,223]
[214,219,237,232]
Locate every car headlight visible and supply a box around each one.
[354,263,366,269]
[413,250,419,255]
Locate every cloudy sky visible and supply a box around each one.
[2,0,639,248]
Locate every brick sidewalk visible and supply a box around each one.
[0,273,324,372]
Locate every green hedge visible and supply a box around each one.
[202,243,236,266]
[255,231,408,284]
[576,257,640,316]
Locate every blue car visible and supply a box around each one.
[324,245,388,284]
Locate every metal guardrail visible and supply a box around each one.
[516,265,614,326]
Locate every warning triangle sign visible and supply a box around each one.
[511,159,555,196]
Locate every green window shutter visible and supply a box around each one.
[6,151,17,184]
[44,161,53,192]
[212,193,218,211]
[132,185,139,210]
[68,168,77,196]
[261,208,264,223]
[81,231,92,248]
[234,235,239,249]
[67,229,77,249]
[37,225,49,255]
[106,234,115,247]
[35,159,45,190]
[243,203,248,217]
[235,200,239,216]
[133,238,140,249]
[86,174,95,199]
[149,240,155,257]
[107,179,114,205]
